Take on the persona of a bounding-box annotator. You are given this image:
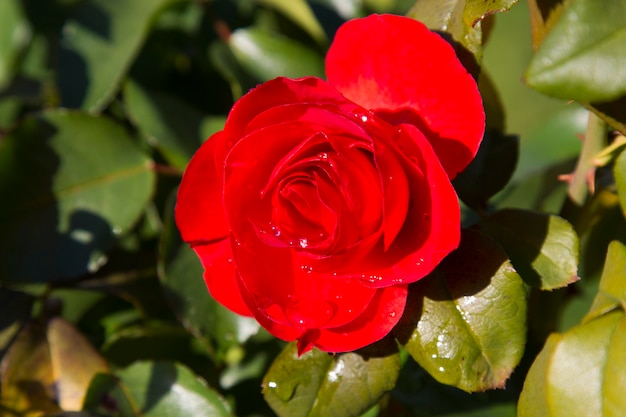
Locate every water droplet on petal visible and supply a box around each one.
[285,299,335,328]
[389,311,396,318]
[298,238,308,249]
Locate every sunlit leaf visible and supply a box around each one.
[47,318,109,411]
[407,0,519,68]
[526,0,626,102]
[158,191,260,362]
[58,0,177,112]
[0,110,155,282]
[584,241,626,322]
[83,361,232,417]
[395,230,527,392]
[518,310,626,417]
[526,0,570,51]
[480,209,579,290]
[255,0,327,45]
[616,148,626,215]
[228,27,325,81]
[263,340,400,417]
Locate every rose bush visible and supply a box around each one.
[175,14,484,353]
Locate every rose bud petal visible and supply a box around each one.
[176,14,484,353]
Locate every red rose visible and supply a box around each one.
[175,14,484,353]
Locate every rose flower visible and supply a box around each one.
[175,14,484,353]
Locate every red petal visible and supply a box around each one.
[310,284,408,353]
[192,238,252,316]
[354,124,461,287]
[326,14,485,178]
[175,132,229,243]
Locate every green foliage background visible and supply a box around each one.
[1,0,625,416]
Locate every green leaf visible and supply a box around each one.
[82,361,232,417]
[518,310,626,417]
[616,148,626,214]
[407,0,519,68]
[585,241,626,322]
[263,340,400,417]
[525,0,626,102]
[123,79,207,170]
[453,130,518,210]
[255,0,327,45]
[228,27,325,82]
[158,191,260,362]
[480,209,579,290]
[0,0,31,89]
[0,110,155,282]
[395,230,527,392]
[58,0,177,112]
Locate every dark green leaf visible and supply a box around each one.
[616,148,626,214]
[263,340,400,417]
[58,0,177,112]
[0,110,155,282]
[407,0,519,70]
[83,361,232,417]
[123,80,208,170]
[228,27,325,81]
[480,209,579,290]
[518,310,626,417]
[525,0,626,102]
[158,191,260,362]
[0,289,35,357]
[584,241,626,322]
[395,230,527,392]
[454,131,518,210]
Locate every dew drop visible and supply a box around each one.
[317,152,329,160]
[298,238,308,249]
[389,311,396,318]
[439,366,445,372]
[361,115,368,123]
[285,299,335,328]
[267,381,277,389]
[227,258,233,264]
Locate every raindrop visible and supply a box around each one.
[285,299,335,328]
[438,366,445,372]
[317,152,329,160]
[267,381,277,389]
[361,115,368,123]
[227,258,233,264]
[389,311,396,318]
[298,238,308,249]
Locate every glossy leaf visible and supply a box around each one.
[395,230,527,392]
[481,209,579,290]
[263,340,400,417]
[228,27,325,82]
[616,148,626,214]
[453,130,518,210]
[526,0,626,102]
[123,79,206,170]
[83,361,232,417]
[518,310,626,417]
[0,110,155,282]
[58,0,176,112]
[407,0,519,66]
[584,241,626,322]
[47,318,109,411]
[158,192,260,362]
